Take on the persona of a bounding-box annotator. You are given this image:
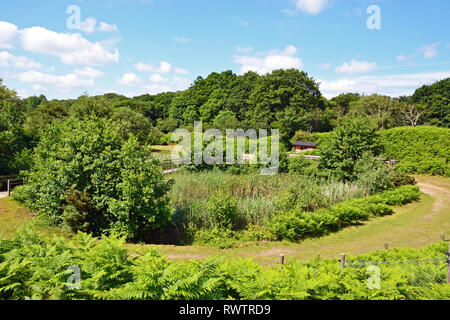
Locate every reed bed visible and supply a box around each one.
[169,171,370,230]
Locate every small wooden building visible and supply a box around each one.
[293,141,318,153]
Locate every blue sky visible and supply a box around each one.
[0,0,449,99]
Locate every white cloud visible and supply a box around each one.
[294,0,329,14]
[135,62,154,72]
[0,21,18,48]
[116,73,141,86]
[32,84,47,92]
[19,26,119,66]
[74,67,104,79]
[236,46,253,53]
[149,74,168,83]
[0,51,42,69]
[335,60,377,74]
[419,43,439,59]
[396,55,412,63]
[234,45,303,75]
[320,63,331,70]
[174,36,190,44]
[16,70,94,89]
[158,61,172,73]
[136,61,188,74]
[319,71,450,98]
[145,77,191,94]
[174,67,189,75]
[283,45,298,56]
[79,18,97,33]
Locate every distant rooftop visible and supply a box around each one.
[293,141,318,147]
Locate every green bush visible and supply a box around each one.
[206,192,239,230]
[267,185,420,241]
[381,126,450,176]
[193,227,236,249]
[354,153,394,194]
[16,117,174,241]
[288,156,312,174]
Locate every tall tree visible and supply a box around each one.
[320,117,383,180]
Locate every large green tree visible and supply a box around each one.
[411,78,450,127]
[20,117,173,241]
[0,79,30,175]
[319,117,383,180]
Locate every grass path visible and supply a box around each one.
[130,175,450,263]
[1,175,449,264]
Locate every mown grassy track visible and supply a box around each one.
[127,175,450,263]
[1,175,449,264]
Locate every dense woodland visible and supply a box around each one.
[1,69,449,176]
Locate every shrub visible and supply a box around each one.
[267,211,308,241]
[266,185,420,241]
[354,153,394,194]
[381,126,450,177]
[288,156,312,174]
[11,185,28,203]
[206,192,239,230]
[320,117,383,180]
[390,171,416,187]
[16,117,173,241]
[193,227,236,249]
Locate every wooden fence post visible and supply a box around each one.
[447,242,450,285]
[7,179,10,196]
[340,254,346,269]
[279,254,285,265]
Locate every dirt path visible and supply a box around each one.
[0,192,8,199]
[144,175,450,263]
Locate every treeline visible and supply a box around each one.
[1,71,449,175]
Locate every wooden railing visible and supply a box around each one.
[0,175,24,195]
[161,159,184,173]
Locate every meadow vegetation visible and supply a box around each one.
[0,229,448,300]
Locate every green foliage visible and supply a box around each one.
[288,156,313,174]
[212,110,240,133]
[170,172,371,242]
[354,153,394,194]
[110,107,151,143]
[411,78,450,127]
[24,100,68,138]
[1,229,448,300]
[0,80,30,175]
[349,94,396,129]
[206,192,239,230]
[267,185,419,241]
[320,117,383,180]
[17,117,173,241]
[330,93,361,115]
[381,126,450,176]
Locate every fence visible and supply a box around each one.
[161,158,184,173]
[0,175,24,195]
[261,238,450,288]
